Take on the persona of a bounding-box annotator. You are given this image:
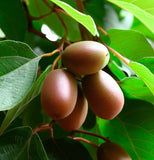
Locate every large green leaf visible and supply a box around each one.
[0,127,48,160]
[129,62,154,95]
[0,41,40,111]
[50,0,98,36]
[119,77,154,104]
[107,0,154,33]
[0,66,51,135]
[98,99,154,159]
[0,0,27,41]
[108,29,154,61]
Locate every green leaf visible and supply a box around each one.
[131,18,154,39]
[50,0,98,36]
[108,61,126,80]
[44,137,93,160]
[98,99,154,159]
[0,41,40,111]
[0,126,48,160]
[119,77,154,104]
[0,40,38,58]
[107,0,154,33]
[0,66,51,135]
[0,0,27,41]
[138,57,154,74]
[129,62,154,95]
[108,29,154,61]
[0,57,40,111]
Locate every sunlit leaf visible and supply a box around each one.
[108,0,154,33]
[129,62,154,95]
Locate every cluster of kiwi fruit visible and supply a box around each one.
[41,41,130,159]
[41,41,124,130]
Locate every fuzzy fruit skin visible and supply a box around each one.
[57,85,88,131]
[82,70,124,120]
[41,69,77,120]
[62,41,109,75]
[97,142,132,160]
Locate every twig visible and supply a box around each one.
[97,25,108,35]
[98,38,129,66]
[51,54,61,70]
[30,10,53,20]
[73,137,99,148]
[32,120,55,139]
[41,48,60,58]
[72,129,111,142]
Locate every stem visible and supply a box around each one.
[106,46,129,66]
[30,10,52,20]
[98,38,129,66]
[55,11,68,46]
[41,48,60,58]
[73,129,111,142]
[32,120,55,138]
[42,0,53,10]
[51,54,61,70]
[97,25,108,35]
[73,137,99,148]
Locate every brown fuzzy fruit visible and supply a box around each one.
[62,41,109,75]
[97,142,132,160]
[41,69,77,120]
[82,70,124,120]
[57,84,88,131]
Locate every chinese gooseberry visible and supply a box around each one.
[82,70,124,120]
[62,41,109,75]
[41,69,77,120]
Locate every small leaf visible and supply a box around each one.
[50,0,98,36]
[108,29,154,61]
[129,62,154,95]
[119,77,154,104]
[108,61,126,80]
[0,127,48,160]
[107,0,154,33]
[0,66,51,135]
[0,0,27,40]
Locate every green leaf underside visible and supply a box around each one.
[108,29,154,61]
[50,0,98,36]
[0,57,40,111]
[120,77,154,104]
[0,66,51,135]
[98,99,154,160]
[0,40,40,111]
[129,62,154,95]
[0,127,48,160]
[0,0,27,41]
[107,0,154,33]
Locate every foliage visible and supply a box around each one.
[0,0,154,159]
